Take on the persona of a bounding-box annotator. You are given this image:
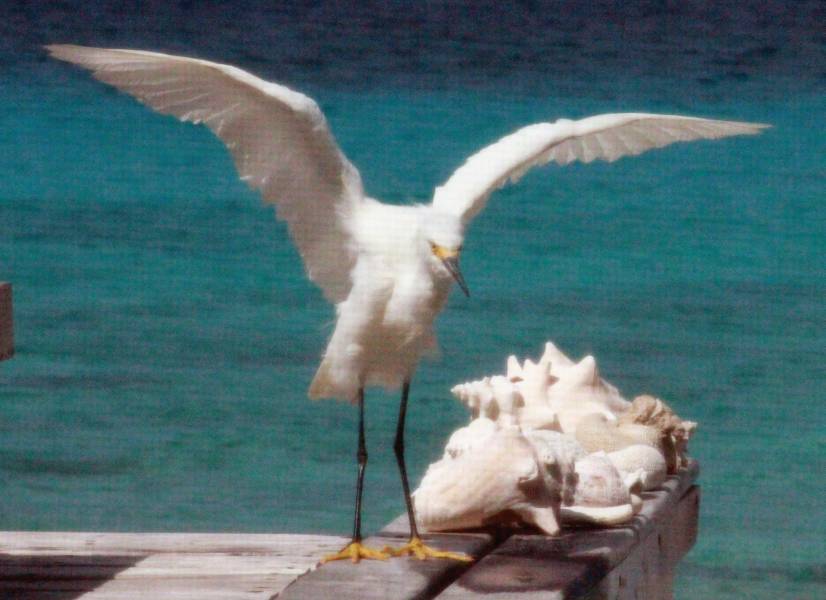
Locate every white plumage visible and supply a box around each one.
[47,44,362,306]
[46,44,768,403]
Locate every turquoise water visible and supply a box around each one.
[1,2,824,597]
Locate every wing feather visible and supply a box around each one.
[432,113,769,224]
[47,44,364,303]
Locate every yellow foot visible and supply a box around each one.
[321,540,391,564]
[386,536,473,562]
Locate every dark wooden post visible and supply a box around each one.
[0,282,13,361]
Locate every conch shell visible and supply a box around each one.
[414,427,561,535]
[444,417,497,459]
[513,356,559,430]
[415,340,698,535]
[607,444,668,491]
[574,413,662,454]
[558,453,642,527]
[524,429,585,506]
[572,452,631,507]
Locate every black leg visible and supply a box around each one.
[322,387,391,563]
[352,387,367,542]
[387,380,473,562]
[394,380,420,539]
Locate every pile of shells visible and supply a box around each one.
[412,341,697,535]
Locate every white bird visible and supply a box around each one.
[46,44,768,563]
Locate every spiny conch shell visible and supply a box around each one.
[541,343,630,433]
[444,417,497,459]
[525,430,586,505]
[450,382,477,418]
[474,378,499,420]
[572,452,631,507]
[607,444,668,491]
[518,355,555,405]
[414,428,561,535]
[574,413,662,454]
[540,340,574,369]
[514,357,559,431]
[506,355,523,381]
[490,375,522,428]
[451,378,500,421]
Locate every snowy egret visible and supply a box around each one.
[47,44,767,563]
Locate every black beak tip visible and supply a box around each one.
[442,256,470,298]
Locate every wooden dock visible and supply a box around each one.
[0,285,699,598]
[0,282,12,360]
[0,464,699,599]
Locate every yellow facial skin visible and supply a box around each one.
[430,243,461,260]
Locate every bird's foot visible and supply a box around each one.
[321,540,391,564]
[386,536,473,562]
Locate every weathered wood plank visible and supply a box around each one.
[0,282,12,361]
[0,531,344,557]
[580,486,700,600]
[0,533,347,600]
[660,485,700,566]
[1,575,307,600]
[63,552,319,600]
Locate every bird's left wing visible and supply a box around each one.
[47,44,364,303]
[432,113,769,224]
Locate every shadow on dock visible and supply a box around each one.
[0,553,144,600]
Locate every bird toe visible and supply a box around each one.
[387,536,473,562]
[321,540,391,564]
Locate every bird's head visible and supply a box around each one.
[421,211,469,297]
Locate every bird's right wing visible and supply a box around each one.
[47,44,364,303]
[432,113,769,225]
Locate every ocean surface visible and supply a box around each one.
[0,2,823,597]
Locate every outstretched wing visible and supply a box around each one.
[47,44,364,303]
[432,113,769,224]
